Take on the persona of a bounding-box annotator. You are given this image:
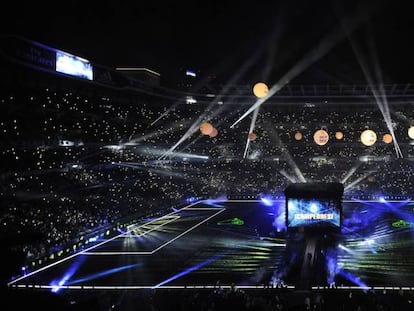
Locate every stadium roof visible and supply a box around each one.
[1,0,414,85]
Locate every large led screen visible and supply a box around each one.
[56,50,93,80]
[286,198,340,227]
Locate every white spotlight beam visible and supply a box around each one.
[158,104,227,160]
[344,172,373,192]
[231,14,363,129]
[150,107,173,126]
[346,21,403,158]
[177,107,242,154]
[159,41,266,160]
[243,138,250,159]
[279,169,297,183]
[341,162,362,184]
[158,123,199,160]
[368,37,403,158]
[243,106,260,158]
[128,121,189,145]
[177,135,204,153]
[267,123,306,182]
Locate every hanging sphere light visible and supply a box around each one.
[382,133,393,144]
[360,129,377,146]
[200,122,214,135]
[313,129,329,146]
[408,126,414,139]
[294,131,303,141]
[248,132,257,141]
[335,131,344,140]
[253,82,269,98]
[209,127,218,138]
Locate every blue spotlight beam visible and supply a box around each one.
[152,253,227,289]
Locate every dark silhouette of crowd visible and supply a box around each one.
[3,286,414,311]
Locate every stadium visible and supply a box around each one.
[1,2,414,310]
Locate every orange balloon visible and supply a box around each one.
[248,132,257,141]
[200,122,214,135]
[335,131,344,140]
[313,129,329,146]
[294,131,303,141]
[209,127,218,138]
[253,82,269,98]
[382,133,392,144]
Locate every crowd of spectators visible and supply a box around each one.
[0,43,413,311]
[3,286,414,311]
[1,53,413,290]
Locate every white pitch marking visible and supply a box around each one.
[85,208,225,255]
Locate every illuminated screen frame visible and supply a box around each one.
[286,197,341,228]
[55,50,93,80]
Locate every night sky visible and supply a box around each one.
[2,0,414,85]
